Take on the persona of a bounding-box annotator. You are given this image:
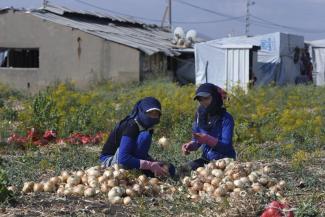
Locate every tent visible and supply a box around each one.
[195,32,305,89]
[306,39,325,86]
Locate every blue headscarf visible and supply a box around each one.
[194,83,225,130]
[123,97,161,130]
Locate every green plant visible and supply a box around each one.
[295,197,320,217]
[31,92,60,131]
[0,159,11,203]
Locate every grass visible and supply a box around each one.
[0,80,324,216]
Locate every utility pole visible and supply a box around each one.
[161,0,172,31]
[245,0,255,36]
[43,0,49,8]
[168,0,172,31]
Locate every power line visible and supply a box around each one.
[174,0,242,19]
[73,0,243,25]
[251,15,325,33]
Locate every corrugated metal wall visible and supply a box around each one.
[225,48,250,90]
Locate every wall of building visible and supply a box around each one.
[0,10,140,93]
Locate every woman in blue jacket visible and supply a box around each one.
[100,97,174,177]
[181,83,236,170]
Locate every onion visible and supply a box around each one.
[191,182,203,191]
[149,178,160,186]
[57,187,65,196]
[132,184,142,194]
[182,177,191,187]
[158,136,169,149]
[33,183,44,192]
[7,186,17,192]
[240,177,250,186]
[199,169,209,177]
[278,180,286,188]
[103,170,113,178]
[43,182,55,192]
[100,183,110,193]
[110,196,122,204]
[107,179,117,188]
[67,175,81,186]
[76,170,84,177]
[215,159,226,170]
[64,188,72,196]
[211,169,223,178]
[231,172,241,180]
[225,181,235,191]
[89,180,99,188]
[206,162,216,170]
[263,166,272,174]
[211,178,221,187]
[233,180,244,188]
[50,177,60,185]
[223,158,234,166]
[190,194,200,202]
[61,171,70,182]
[258,177,269,186]
[98,176,107,184]
[108,186,125,199]
[126,188,136,197]
[214,185,227,197]
[113,164,120,171]
[251,183,262,192]
[138,175,148,184]
[203,183,211,191]
[248,174,258,183]
[73,185,84,196]
[123,196,132,205]
[206,185,215,194]
[113,171,121,179]
[87,169,101,177]
[84,188,96,197]
[81,175,88,184]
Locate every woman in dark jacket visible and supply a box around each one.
[100,97,174,177]
[181,83,236,171]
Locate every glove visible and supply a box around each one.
[192,133,218,148]
[182,141,200,155]
[140,160,168,177]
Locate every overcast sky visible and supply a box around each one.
[1,0,325,40]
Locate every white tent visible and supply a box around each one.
[195,32,305,89]
[306,39,325,86]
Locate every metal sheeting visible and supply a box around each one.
[225,49,250,89]
[31,10,178,56]
[42,4,143,24]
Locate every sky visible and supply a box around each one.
[1,0,325,41]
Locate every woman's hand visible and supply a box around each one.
[181,141,200,154]
[192,133,218,148]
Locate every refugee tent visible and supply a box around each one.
[306,39,325,86]
[195,32,305,89]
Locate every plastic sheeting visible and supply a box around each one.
[195,32,304,89]
[307,40,325,86]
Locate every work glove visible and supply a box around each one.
[140,160,168,177]
[181,141,200,155]
[192,133,218,148]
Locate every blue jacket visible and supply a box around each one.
[100,119,153,169]
[192,111,236,160]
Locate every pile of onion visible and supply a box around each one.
[20,164,176,205]
[182,158,286,202]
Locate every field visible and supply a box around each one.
[0,79,324,216]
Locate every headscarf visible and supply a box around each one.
[194,83,226,130]
[120,97,161,130]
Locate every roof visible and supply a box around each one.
[1,5,180,56]
[306,39,325,48]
